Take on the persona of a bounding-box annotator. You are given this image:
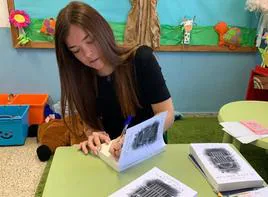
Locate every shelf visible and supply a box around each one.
[12,41,256,53]
[156,45,256,53]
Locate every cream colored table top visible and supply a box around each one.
[42,144,217,197]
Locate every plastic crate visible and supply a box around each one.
[0,105,29,146]
[12,94,48,125]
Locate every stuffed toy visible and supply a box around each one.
[214,22,241,50]
[29,117,88,161]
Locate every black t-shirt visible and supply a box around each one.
[96,46,170,139]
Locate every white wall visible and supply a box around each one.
[0,0,10,27]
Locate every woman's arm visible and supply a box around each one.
[151,97,174,131]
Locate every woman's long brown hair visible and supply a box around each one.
[55,1,140,131]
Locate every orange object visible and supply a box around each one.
[12,94,48,125]
[214,22,228,46]
[40,18,56,36]
[0,94,17,104]
[0,94,10,104]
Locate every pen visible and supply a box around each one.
[120,115,133,137]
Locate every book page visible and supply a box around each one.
[117,112,167,170]
[99,112,167,171]
[109,167,197,197]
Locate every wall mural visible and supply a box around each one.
[7,0,258,52]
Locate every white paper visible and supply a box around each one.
[228,186,268,197]
[99,112,167,172]
[236,135,261,144]
[220,122,268,144]
[220,122,255,138]
[189,143,264,192]
[109,167,197,197]
[0,0,10,27]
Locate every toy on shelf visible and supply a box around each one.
[9,10,31,45]
[245,0,268,47]
[181,16,195,45]
[214,22,241,50]
[40,18,56,37]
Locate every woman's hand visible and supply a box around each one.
[78,131,110,155]
[109,135,124,160]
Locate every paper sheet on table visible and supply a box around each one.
[221,122,268,144]
[220,122,255,138]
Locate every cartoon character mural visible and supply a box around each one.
[40,18,56,36]
[181,16,195,45]
[258,33,268,68]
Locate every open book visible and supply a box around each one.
[189,143,264,192]
[109,167,198,197]
[98,112,167,172]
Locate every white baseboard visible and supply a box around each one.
[176,111,218,117]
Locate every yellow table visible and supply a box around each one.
[218,101,268,150]
[42,144,218,197]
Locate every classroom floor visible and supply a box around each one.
[0,138,45,197]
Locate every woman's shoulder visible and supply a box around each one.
[134,45,154,64]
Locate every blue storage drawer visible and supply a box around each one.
[0,105,29,146]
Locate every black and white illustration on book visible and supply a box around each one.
[205,148,240,173]
[98,112,167,172]
[130,179,178,197]
[109,167,197,197]
[132,121,159,150]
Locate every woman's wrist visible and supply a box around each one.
[83,127,92,137]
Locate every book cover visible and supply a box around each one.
[189,143,264,192]
[98,112,167,172]
[109,167,198,197]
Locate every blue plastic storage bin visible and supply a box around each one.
[0,105,29,146]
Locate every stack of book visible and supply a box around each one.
[189,143,264,193]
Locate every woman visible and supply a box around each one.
[55,1,174,159]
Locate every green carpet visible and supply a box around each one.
[35,117,268,196]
